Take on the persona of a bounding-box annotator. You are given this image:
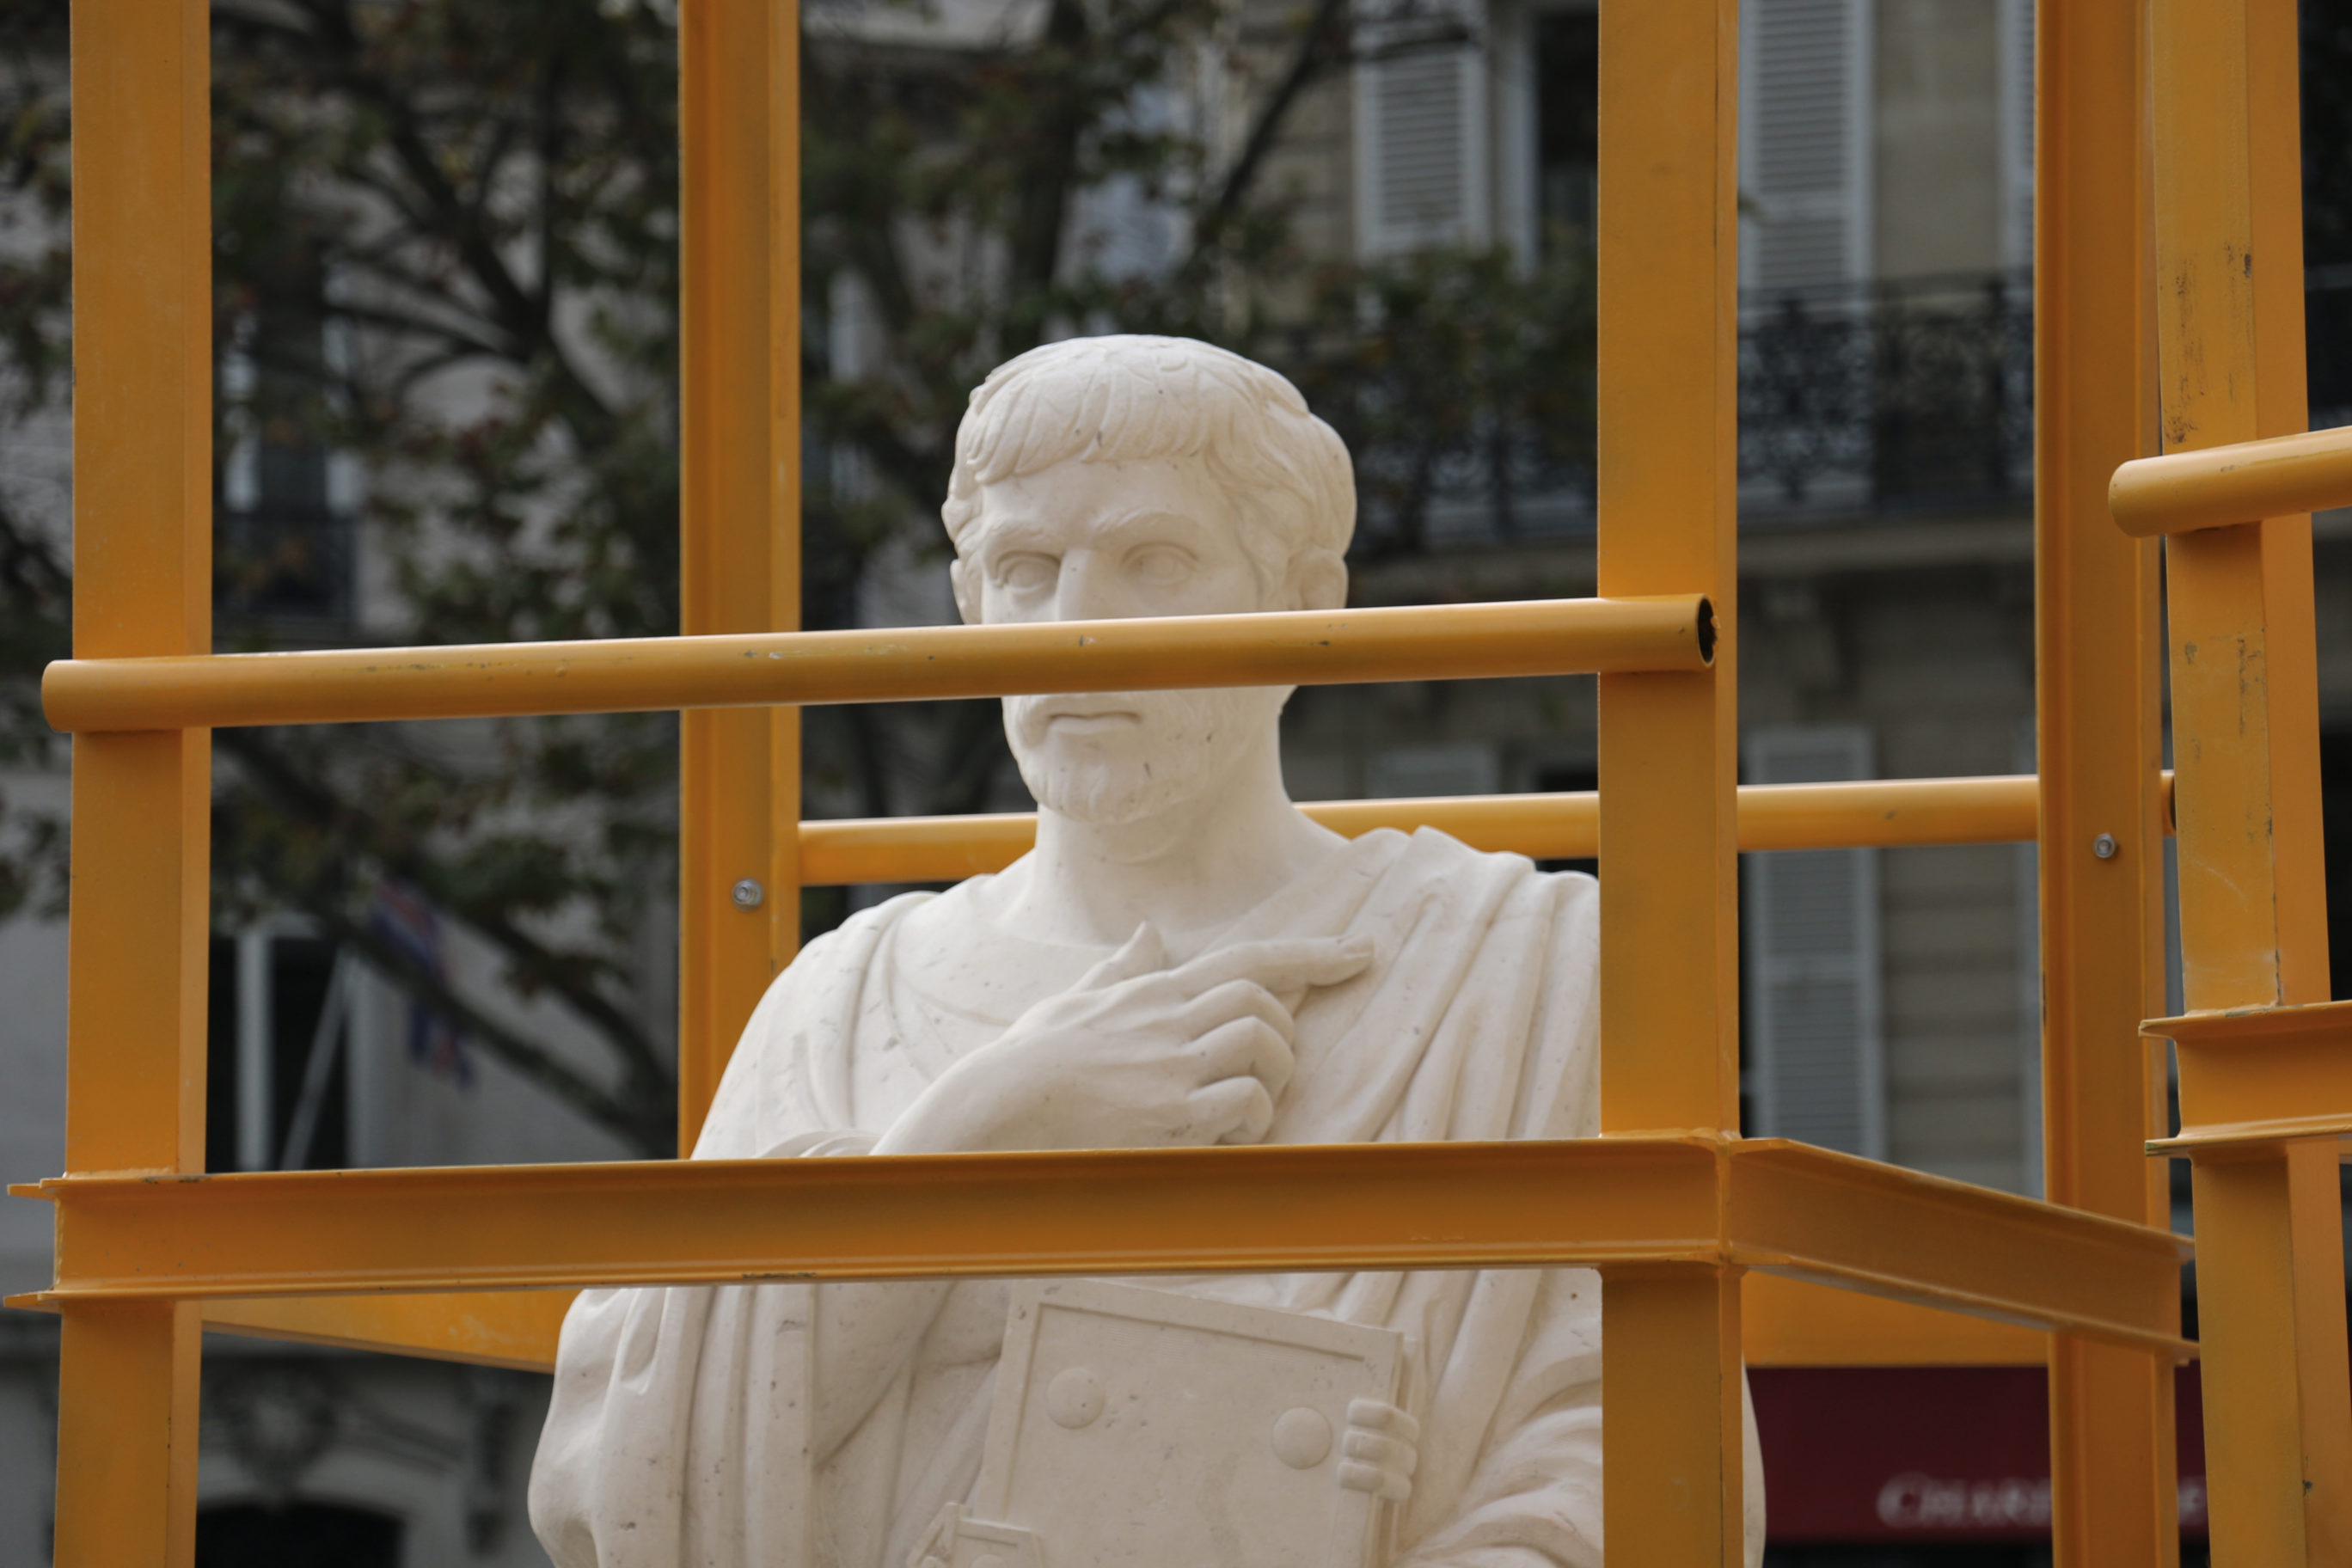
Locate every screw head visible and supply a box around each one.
[731,878,764,910]
[2092,833,2119,861]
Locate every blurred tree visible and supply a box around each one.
[0,0,1592,1154]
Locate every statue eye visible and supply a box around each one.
[1129,544,1194,585]
[995,554,1058,593]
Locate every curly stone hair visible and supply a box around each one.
[941,335,1355,599]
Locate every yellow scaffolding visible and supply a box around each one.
[18,0,2352,1561]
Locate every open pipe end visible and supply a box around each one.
[1695,597,1718,665]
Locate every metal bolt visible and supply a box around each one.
[2091,833,2119,861]
[731,878,764,910]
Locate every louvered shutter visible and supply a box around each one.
[1739,0,1873,293]
[1744,726,1884,1158]
[1354,1,1491,257]
[1998,0,2036,269]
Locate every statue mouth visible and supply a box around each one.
[1040,709,1142,733]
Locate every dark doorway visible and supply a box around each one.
[195,1502,401,1568]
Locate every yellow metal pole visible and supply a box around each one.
[677,0,801,1154]
[793,775,2122,885]
[2035,0,2180,1559]
[1596,0,1743,1554]
[2149,0,2350,1556]
[55,0,211,1561]
[2111,425,2352,536]
[39,597,1713,732]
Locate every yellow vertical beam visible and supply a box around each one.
[1604,1269,1749,1567]
[56,0,211,1561]
[2034,0,2180,1560]
[2187,1148,2320,1560]
[677,0,802,1154]
[2151,0,2350,1558]
[1596,0,1743,1556]
[2244,13,2352,1545]
[2246,0,2330,1003]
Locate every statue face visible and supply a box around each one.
[959,456,1290,825]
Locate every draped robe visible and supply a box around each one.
[530,826,1765,1568]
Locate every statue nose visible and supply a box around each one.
[1053,555,1122,621]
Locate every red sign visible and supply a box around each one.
[1749,1366,2208,1543]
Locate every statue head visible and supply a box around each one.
[943,335,1355,824]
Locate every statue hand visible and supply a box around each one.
[877,923,1374,1155]
[1338,1399,1419,1504]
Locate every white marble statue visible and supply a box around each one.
[529,335,1765,1568]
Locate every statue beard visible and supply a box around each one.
[1005,686,1289,825]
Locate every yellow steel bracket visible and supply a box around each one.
[15,1136,2193,1361]
[2144,1001,2352,1154]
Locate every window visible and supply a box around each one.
[206,922,355,1172]
[1743,725,1886,1159]
[218,254,356,627]
[1530,5,1597,256]
[1354,0,1491,256]
[1739,0,1874,296]
[1998,0,2037,272]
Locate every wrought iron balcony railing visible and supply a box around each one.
[1737,270,2032,524]
[1352,269,2037,550]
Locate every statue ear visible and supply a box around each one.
[1289,548,1348,613]
[950,557,982,625]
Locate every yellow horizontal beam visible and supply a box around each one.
[40,596,1710,733]
[2145,999,2352,1153]
[23,1136,2190,1356]
[1729,1142,2185,1354]
[199,1291,572,1371]
[2110,425,2352,537]
[161,1271,2049,1375]
[1741,1271,2049,1367]
[4,1264,2058,1377]
[800,773,2178,885]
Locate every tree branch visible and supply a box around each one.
[1187,0,1351,265]
[215,726,676,1098]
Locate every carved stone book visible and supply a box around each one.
[916,1279,1405,1568]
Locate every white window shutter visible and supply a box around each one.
[1744,725,1884,1159]
[1739,0,1873,293]
[1997,0,2036,270]
[1355,0,1491,257]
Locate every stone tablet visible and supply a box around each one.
[960,1279,1406,1568]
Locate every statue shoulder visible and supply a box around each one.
[1381,823,1598,898]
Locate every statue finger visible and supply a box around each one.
[1343,1430,1418,1477]
[1191,1016,1294,1101]
[1179,978,1295,1043]
[1347,1400,1422,1444]
[1166,934,1375,997]
[1338,1460,1412,1503]
[1193,1076,1276,1145]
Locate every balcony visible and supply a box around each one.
[1348,269,2036,553]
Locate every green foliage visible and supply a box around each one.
[0,0,1594,1154]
